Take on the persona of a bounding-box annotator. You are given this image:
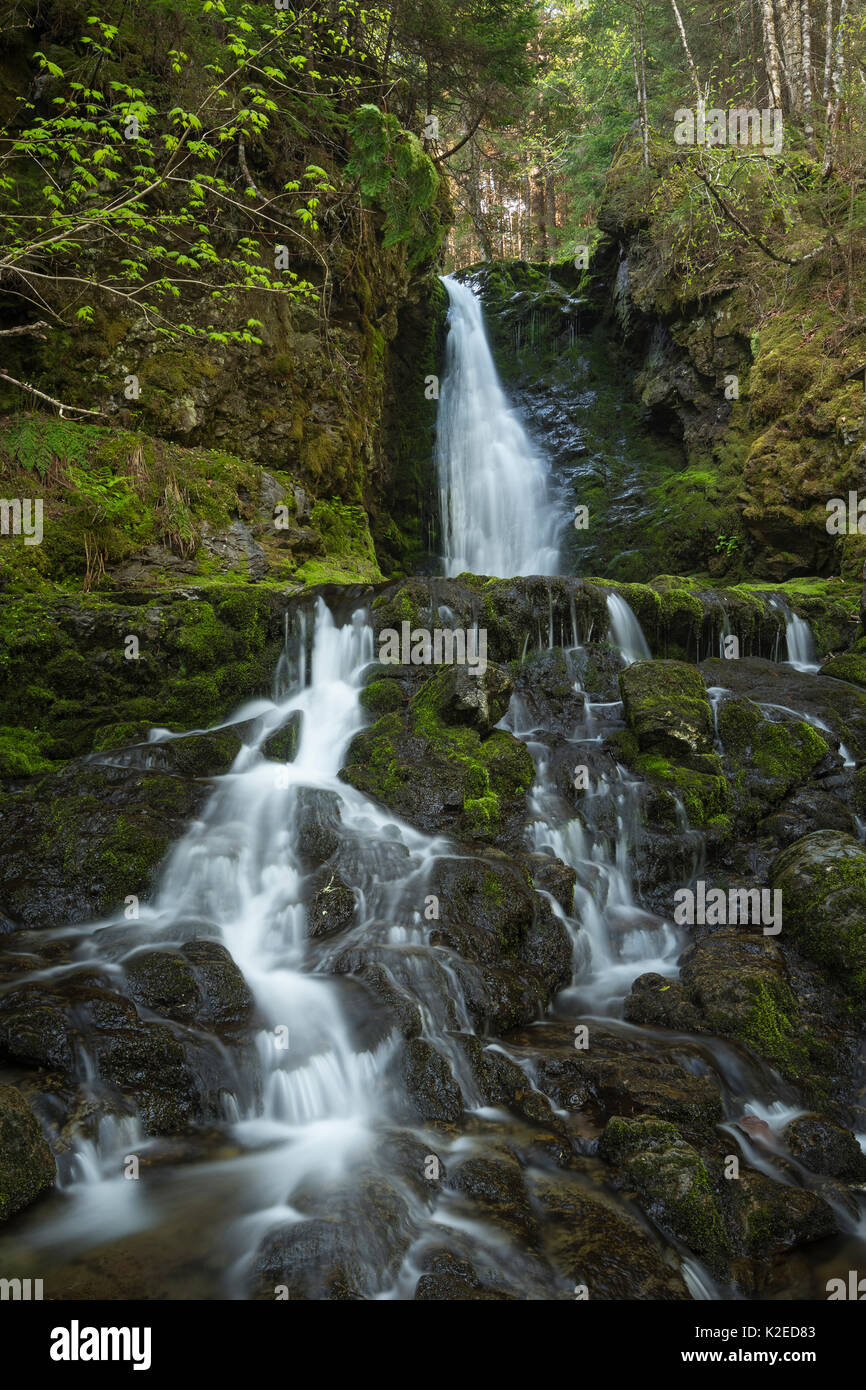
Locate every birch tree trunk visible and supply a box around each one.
[802,0,817,152]
[776,0,800,109]
[761,0,785,107]
[632,10,649,166]
[822,0,848,174]
[669,0,704,120]
[822,0,834,99]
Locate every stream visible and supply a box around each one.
[1,274,864,1302]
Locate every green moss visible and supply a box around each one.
[601,1116,731,1266]
[0,726,55,777]
[635,752,728,827]
[360,679,404,716]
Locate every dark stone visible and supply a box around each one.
[0,1082,56,1220]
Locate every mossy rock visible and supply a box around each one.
[0,1083,56,1221]
[599,1115,730,1268]
[771,831,866,1017]
[340,665,534,843]
[619,659,714,767]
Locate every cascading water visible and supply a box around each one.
[605,591,651,664]
[770,595,820,673]
[435,275,562,577]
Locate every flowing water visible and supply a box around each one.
[435,276,562,578]
[3,285,865,1302]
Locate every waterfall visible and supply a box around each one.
[769,596,820,673]
[606,592,651,664]
[435,276,561,577]
[785,613,820,672]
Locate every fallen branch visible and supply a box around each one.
[694,169,827,266]
[0,369,108,418]
[0,321,49,339]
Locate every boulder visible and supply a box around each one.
[0,1083,56,1220]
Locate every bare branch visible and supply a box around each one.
[0,370,107,417]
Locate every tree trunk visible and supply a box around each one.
[528,164,547,260]
[822,0,834,99]
[822,0,848,174]
[544,175,558,255]
[639,2,650,166]
[761,0,785,107]
[669,0,704,119]
[802,0,817,152]
[633,11,650,166]
[776,0,801,110]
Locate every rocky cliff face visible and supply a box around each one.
[466,143,866,589]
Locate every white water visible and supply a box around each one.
[606,591,651,664]
[785,613,820,672]
[770,596,820,672]
[435,276,561,577]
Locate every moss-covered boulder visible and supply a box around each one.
[823,652,866,690]
[0,762,207,927]
[599,1115,730,1268]
[124,941,254,1029]
[716,697,831,827]
[0,1083,56,1221]
[619,659,714,765]
[627,932,836,1098]
[771,831,866,1016]
[0,586,286,765]
[340,663,534,843]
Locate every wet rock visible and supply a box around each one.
[0,1082,56,1220]
[510,648,586,734]
[433,662,514,735]
[0,983,77,1070]
[771,831,866,1015]
[528,1170,690,1299]
[0,762,207,927]
[759,786,857,846]
[392,1038,463,1124]
[262,711,302,762]
[249,1173,412,1299]
[716,696,833,826]
[351,964,423,1040]
[426,855,572,1031]
[624,974,701,1031]
[340,666,535,844]
[293,786,343,867]
[726,1167,837,1260]
[619,659,715,765]
[513,1022,723,1133]
[454,1034,561,1129]
[308,872,357,939]
[449,1154,537,1243]
[524,851,577,914]
[125,949,199,1019]
[599,1115,730,1268]
[701,656,866,761]
[415,1247,518,1301]
[0,972,245,1134]
[782,1113,866,1181]
[124,941,254,1029]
